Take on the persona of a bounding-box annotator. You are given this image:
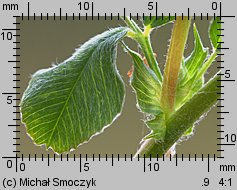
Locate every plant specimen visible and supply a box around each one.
[20,16,221,156]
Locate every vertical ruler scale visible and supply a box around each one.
[217,2,225,158]
[14,19,21,156]
[0,0,236,189]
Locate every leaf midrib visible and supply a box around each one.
[47,47,98,147]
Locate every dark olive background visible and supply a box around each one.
[17,17,220,157]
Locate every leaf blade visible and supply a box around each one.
[20,27,128,154]
[144,113,166,141]
[185,23,208,76]
[124,47,162,115]
[175,24,208,109]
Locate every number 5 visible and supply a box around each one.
[148,2,154,10]
[7,96,13,104]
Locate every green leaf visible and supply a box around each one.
[143,16,175,28]
[194,18,221,80]
[183,126,194,137]
[185,23,208,76]
[176,76,204,110]
[123,45,165,141]
[144,113,166,141]
[124,47,162,115]
[136,72,221,157]
[209,17,221,50]
[175,24,208,109]
[20,27,128,154]
[164,72,221,151]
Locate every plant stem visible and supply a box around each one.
[123,17,163,82]
[136,33,163,81]
[161,17,191,114]
[134,138,165,157]
[122,16,142,34]
[134,71,221,157]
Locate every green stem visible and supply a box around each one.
[134,138,165,157]
[134,72,221,157]
[122,16,142,33]
[136,33,163,81]
[161,17,191,114]
[122,17,162,82]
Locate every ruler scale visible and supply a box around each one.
[0,0,236,189]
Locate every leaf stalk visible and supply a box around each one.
[161,17,191,114]
[122,17,163,82]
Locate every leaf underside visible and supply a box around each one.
[20,27,128,154]
[124,46,166,141]
[128,49,161,115]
